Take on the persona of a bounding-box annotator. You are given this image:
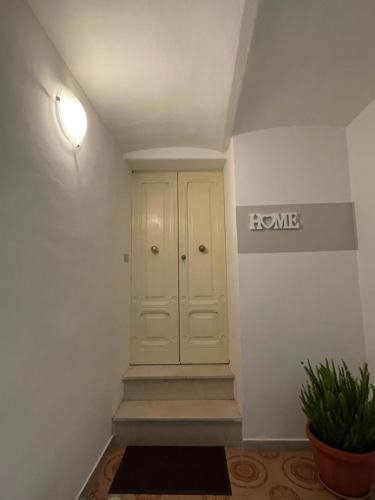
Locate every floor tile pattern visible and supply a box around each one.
[80,443,373,499]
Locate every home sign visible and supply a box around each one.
[249,212,301,231]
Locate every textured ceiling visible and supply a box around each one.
[28,0,257,152]
[234,0,375,134]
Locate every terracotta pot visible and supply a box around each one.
[306,424,375,498]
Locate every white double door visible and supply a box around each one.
[131,171,228,365]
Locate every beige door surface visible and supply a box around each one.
[178,172,228,363]
[131,171,228,364]
[131,172,179,364]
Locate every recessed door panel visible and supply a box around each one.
[179,172,229,364]
[131,172,179,364]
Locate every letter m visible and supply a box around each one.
[274,213,289,229]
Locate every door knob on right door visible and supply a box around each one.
[198,244,206,253]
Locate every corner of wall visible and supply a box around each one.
[223,138,243,412]
[345,98,375,378]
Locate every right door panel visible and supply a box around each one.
[178,171,229,363]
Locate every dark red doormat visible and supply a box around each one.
[109,446,231,495]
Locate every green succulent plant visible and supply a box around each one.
[300,360,375,453]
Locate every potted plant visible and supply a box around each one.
[300,360,375,499]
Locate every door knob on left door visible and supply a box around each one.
[151,245,159,254]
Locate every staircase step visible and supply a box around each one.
[124,364,233,380]
[114,399,240,421]
[112,399,241,446]
[123,365,234,400]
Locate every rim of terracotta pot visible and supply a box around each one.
[306,423,375,463]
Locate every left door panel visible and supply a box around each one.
[131,172,179,364]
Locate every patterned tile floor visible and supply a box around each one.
[80,443,374,500]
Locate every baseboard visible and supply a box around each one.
[75,435,114,500]
[242,438,309,451]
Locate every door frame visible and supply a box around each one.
[129,169,231,366]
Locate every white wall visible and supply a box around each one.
[0,1,131,499]
[223,139,243,408]
[347,99,375,377]
[233,126,365,440]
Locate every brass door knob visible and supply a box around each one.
[151,245,159,254]
[198,244,206,253]
[181,254,187,261]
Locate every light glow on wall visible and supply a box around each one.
[56,88,87,148]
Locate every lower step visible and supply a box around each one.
[112,399,242,446]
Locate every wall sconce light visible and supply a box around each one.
[56,87,87,148]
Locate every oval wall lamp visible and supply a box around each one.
[56,87,87,148]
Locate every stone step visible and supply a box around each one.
[123,365,234,400]
[114,399,240,421]
[112,399,242,446]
